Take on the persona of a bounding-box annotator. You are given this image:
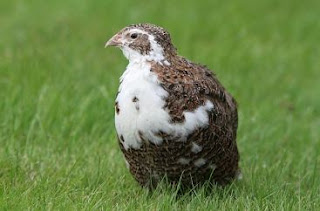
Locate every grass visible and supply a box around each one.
[1,0,320,210]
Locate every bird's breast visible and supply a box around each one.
[115,62,169,150]
[114,62,214,150]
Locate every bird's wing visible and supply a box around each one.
[151,57,237,126]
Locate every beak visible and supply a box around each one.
[105,33,123,47]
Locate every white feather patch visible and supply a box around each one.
[177,158,191,165]
[115,61,214,150]
[191,142,203,154]
[115,29,214,150]
[194,158,206,167]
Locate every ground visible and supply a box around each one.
[0,0,319,210]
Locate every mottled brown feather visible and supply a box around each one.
[114,23,240,189]
[119,57,239,188]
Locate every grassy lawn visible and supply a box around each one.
[1,0,320,210]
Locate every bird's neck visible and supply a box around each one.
[124,49,172,66]
[121,41,176,65]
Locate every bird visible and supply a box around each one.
[105,23,240,189]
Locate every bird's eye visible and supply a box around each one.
[130,33,138,39]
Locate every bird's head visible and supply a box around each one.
[105,23,176,64]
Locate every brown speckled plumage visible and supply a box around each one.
[128,33,151,55]
[119,57,239,188]
[108,23,240,189]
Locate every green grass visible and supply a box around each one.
[1,0,320,210]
